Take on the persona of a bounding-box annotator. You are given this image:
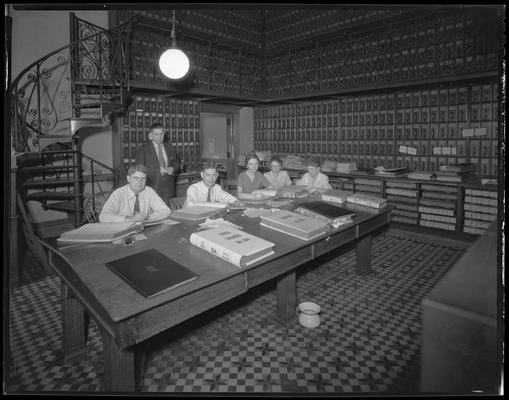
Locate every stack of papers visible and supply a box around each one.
[58,222,143,243]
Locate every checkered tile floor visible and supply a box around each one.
[6,228,469,394]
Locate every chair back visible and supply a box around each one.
[84,191,111,223]
[169,196,186,210]
[221,178,238,192]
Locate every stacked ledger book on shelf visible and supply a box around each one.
[259,209,330,241]
[170,205,225,221]
[57,222,143,243]
[347,193,387,209]
[374,167,409,178]
[435,163,476,182]
[407,170,436,180]
[295,201,356,227]
[463,188,498,234]
[106,249,198,299]
[347,193,387,208]
[190,227,275,268]
[321,189,354,204]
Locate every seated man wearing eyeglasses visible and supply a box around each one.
[99,164,172,223]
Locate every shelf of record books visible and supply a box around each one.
[238,151,499,236]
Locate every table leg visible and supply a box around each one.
[101,329,137,392]
[356,234,373,275]
[61,282,87,362]
[274,270,297,325]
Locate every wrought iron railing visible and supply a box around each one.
[10,16,132,153]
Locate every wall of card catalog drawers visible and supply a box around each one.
[264,7,500,97]
[253,81,500,178]
[120,96,201,174]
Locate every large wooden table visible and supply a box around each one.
[42,199,392,392]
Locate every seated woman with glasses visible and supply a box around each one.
[263,156,292,190]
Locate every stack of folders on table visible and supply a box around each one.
[347,193,387,209]
[375,167,409,178]
[190,227,275,268]
[57,222,143,243]
[321,160,339,173]
[106,249,198,299]
[407,171,436,180]
[259,209,330,241]
[435,163,476,182]
[295,201,356,228]
[283,154,306,170]
[276,185,309,199]
[321,189,353,204]
[336,162,357,174]
[170,205,225,221]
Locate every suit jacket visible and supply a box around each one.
[135,141,180,189]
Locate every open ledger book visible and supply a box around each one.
[190,227,275,268]
[57,222,143,243]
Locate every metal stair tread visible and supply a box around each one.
[21,178,77,188]
[18,165,79,174]
[42,201,82,213]
[24,191,78,200]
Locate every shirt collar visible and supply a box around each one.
[126,185,144,199]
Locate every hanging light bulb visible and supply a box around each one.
[159,10,190,80]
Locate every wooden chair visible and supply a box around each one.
[83,191,111,223]
[169,196,186,210]
[221,179,238,193]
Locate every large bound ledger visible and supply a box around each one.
[347,193,387,209]
[321,189,353,204]
[57,222,142,243]
[106,249,198,299]
[296,201,356,225]
[190,227,275,268]
[259,209,330,241]
[170,206,224,221]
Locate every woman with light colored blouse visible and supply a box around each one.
[296,158,332,192]
[264,156,292,190]
[237,153,271,199]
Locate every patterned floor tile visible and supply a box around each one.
[6,229,469,394]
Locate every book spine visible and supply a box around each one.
[189,233,243,268]
[295,208,332,225]
[347,197,384,208]
[321,195,346,204]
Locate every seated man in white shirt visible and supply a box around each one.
[184,162,239,208]
[99,164,172,223]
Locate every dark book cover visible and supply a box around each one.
[298,201,356,220]
[106,249,198,299]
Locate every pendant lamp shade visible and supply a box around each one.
[159,10,190,80]
[159,47,190,79]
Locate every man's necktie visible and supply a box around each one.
[157,143,166,169]
[206,188,211,202]
[133,194,140,214]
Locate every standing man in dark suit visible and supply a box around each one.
[135,122,179,207]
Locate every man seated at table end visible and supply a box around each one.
[184,161,240,208]
[99,164,172,223]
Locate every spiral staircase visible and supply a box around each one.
[9,15,134,286]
